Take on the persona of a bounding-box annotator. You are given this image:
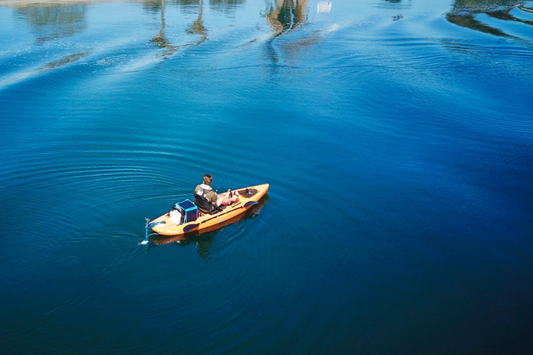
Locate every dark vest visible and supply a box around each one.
[195,187,214,213]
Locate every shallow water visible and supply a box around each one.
[1,0,533,353]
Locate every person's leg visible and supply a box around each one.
[216,195,230,206]
[216,194,238,206]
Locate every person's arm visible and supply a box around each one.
[208,191,217,205]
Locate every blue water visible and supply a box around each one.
[1,0,533,353]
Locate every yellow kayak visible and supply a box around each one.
[149,183,269,237]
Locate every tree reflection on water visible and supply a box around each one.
[447,0,532,39]
[264,0,336,71]
[149,0,179,58]
[15,3,87,44]
[265,0,309,36]
[187,0,207,45]
[145,0,208,56]
[209,0,245,14]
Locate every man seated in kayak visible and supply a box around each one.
[194,174,238,212]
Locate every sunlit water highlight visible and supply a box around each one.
[1,0,533,353]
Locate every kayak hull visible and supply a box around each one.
[150,196,268,245]
[149,183,269,237]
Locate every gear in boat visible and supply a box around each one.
[170,188,260,225]
[148,183,269,237]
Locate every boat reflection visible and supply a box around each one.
[150,195,269,258]
[447,0,533,39]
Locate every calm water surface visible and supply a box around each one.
[1,0,533,353]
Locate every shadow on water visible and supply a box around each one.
[40,51,90,69]
[150,196,269,258]
[446,0,533,39]
[0,50,90,88]
[14,3,87,44]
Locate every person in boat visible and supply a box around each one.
[194,174,238,212]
